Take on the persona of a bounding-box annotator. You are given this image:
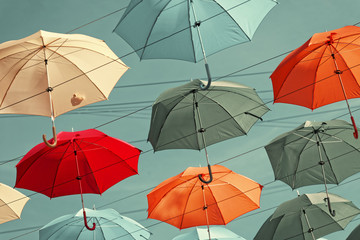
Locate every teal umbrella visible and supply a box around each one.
[265,120,360,216]
[254,193,360,240]
[39,208,151,240]
[148,79,269,182]
[173,226,246,240]
[114,0,277,89]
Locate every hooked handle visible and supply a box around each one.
[83,210,96,231]
[325,197,336,217]
[198,164,213,184]
[200,63,212,90]
[351,116,358,139]
[42,126,58,148]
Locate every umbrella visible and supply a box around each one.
[346,223,360,240]
[148,79,269,182]
[0,30,129,147]
[39,208,151,240]
[173,226,246,240]
[147,165,262,239]
[254,193,360,240]
[265,119,360,215]
[0,183,29,224]
[114,0,277,89]
[15,129,141,230]
[270,25,360,138]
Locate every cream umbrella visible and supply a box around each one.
[0,30,129,147]
[0,183,29,224]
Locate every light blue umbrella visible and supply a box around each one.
[173,226,246,240]
[114,0,278,89]
[39,208,151,240]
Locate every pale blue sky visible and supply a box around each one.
[1,0,360,239]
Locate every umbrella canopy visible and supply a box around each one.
[15,129,141,230]
[39,208,151,240]
[114,0,277,63]
[114,0,277,89]
[265,119,360,189]
[0,30,129,146]
[173,226,246,240]
[254,193,360,240]
[148,79,269,151]
[0,183,29,224]
[270,25,360,138]
[147,165,263,230]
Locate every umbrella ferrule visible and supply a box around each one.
[44,59,48,65]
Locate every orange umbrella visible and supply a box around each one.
[147,165,262,234]
[271,25,360,138]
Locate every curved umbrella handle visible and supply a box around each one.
[325,197,336,217]
[351,116,358,139]
[83,210,96,231]
[198,164,213,184]
[200,63,212,90]
[42,126,58,148]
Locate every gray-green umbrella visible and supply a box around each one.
[346,223,360,240]
[148,79,269,182]
[254,193,360,240]
[265,119,360,215]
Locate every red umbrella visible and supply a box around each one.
[15,129,141,230]
[271,25,360,138]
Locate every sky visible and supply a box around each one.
[1,0,360,239]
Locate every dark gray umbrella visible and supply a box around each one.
[254,193,360,240]
[265,119,360,215]
[148,79,269,182]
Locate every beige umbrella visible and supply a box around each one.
[0,30,129,147]
[0,183,29,224]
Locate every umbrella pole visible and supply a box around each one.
[190,0,212,90]
[194,93,213,184]
[73,142,96,231]
[329,44,358,139]
[42,48,58,147]
[201,184,211,240]
[302,209,316,240]
[315,132,336,216]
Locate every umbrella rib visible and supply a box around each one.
[212,0,251,41]
[73,140,102,195]
[77,138,139,175]
[45,215,82,239]
[0,47,43,108]
[289,131,315,189]
[139,0,174,60]
[310,44,328,110]
[50,143,73,198]
[179,178,198,229]
[15,144,62,190]
[151,93,192,150]
[274,43,325,102]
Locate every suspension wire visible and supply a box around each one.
[2,3,360,239]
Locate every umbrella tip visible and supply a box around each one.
[296,190,300,197]
[93,204,96,210]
